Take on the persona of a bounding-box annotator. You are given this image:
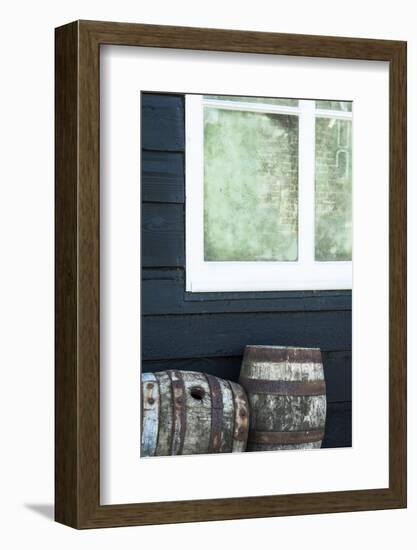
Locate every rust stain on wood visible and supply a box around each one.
[229,381,249,451]
[141,373,160,457]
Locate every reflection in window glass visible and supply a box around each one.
[204,107,299,261]
[205,95,298,107]
[315,117,352,261]
[315,100,352,112]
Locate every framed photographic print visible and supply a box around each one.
[55,20,406,528]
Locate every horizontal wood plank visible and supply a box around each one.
[141,93,185,151]
[142,268,352,314]
[322,351,351,402]
[142,204,184,267]
[143,356,243,383]
[142,151,184,203]
[142,311,351,360]
[322,402,352,448]
[142,350,351,402]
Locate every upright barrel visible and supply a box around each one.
[239,345,327,451]
[141,370,249,456]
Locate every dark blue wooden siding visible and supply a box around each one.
[141,93,352,449]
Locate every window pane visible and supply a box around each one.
[204,107,298,261]
[315,100,352,112]
[204,95,298,107]
[315,117,352,261]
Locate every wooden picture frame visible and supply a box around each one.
[55,20,406,528]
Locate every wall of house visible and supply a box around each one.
[141,92,352,448]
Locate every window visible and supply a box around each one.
[185,94,352,292]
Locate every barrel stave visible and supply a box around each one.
[154,371,173,456]
[182,372,212,455]
[217,377,234,453]
[141,373,160,457]
[249,395,326,432]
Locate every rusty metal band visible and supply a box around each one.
[154,371,168,455]
[169,370,186,455]
[239,377,326,396]
[205,374,223,453]
[251,429,325,445]
[244,346,322,364]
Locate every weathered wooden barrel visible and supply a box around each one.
[239,346,327,451]
[141,370,249,456]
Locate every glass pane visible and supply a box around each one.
[315,100,352,112]
[205,95,298,107]
[204,107,298,261]
[315,117,352,261]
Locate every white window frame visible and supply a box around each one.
[185,94,352,293]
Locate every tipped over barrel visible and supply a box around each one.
[239,346,327,451]
[141,370,249,456]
